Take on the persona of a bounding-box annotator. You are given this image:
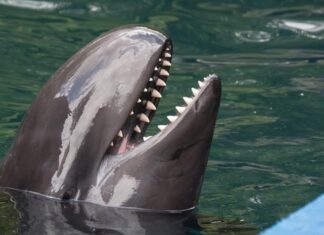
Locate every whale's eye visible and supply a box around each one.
[62,188,75,200]
[62,192,71,200]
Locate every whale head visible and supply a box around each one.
[0,26,221,211]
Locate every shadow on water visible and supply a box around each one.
[0,189,258,235]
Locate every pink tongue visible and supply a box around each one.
[117,134,130,154]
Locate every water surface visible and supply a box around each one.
[0,0,324,233]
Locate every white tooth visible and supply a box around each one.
[139,113,150,123]
[151,89,162,98]
[134,125,141,133]
[156,78,166,87]
[191,88,200,96]
[162,60,171,67]
[165,47,170,51]
[176,106,186,113]
[158,58,162,62]
[164,52,172,58]
[146,101,156,111]
[130,111,134,115]
[167,115,177,122]
[143,136,152,141]
[183,97,193,105]
[110,142,114,147]
[118,130,123,138]
[158,125,167,131]
[198,81,204,88]
[149,77,153,82]
[204,77,209,81]
[154,66,158,71]
[137,99,142,103]
[144,88,148,92]
[159,69,169,77]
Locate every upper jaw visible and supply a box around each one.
[105,39,173,155]
[103,38,220,157]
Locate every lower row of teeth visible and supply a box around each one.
[143,76,211,141]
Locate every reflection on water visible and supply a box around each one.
[0,0,324,233]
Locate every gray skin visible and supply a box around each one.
[0,26,221,211]
[1,189,258,235]
[2,189,200,235]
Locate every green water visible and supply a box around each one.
[0,0,324,233]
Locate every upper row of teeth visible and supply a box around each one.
[110,48,172,146]
[143,76,211,141]
[130,51,172,134]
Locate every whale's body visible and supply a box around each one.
[0,26,221,211]
[0,189,258,235]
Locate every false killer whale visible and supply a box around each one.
[0,26,221,211]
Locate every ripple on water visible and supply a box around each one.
[235,31,272,43]
[291,77,324,94]
[234,79,257,86]
[0,0,63,10]
[208,160,321,190]
[193,49,324,67]
[268,19,324,40]
[244,6,317,18]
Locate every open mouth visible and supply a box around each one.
[106,40,215,155]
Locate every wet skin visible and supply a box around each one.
[0,189,258,235]
[0,26,221,211]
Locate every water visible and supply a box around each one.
[0,0,324,233]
